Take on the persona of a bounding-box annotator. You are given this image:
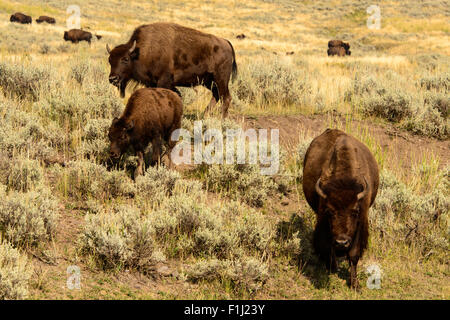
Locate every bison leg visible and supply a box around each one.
[134,150,145,179]
[203,83,220,116]
[150,136,162,166]
[215,79,232,118]
[349,256,360,291]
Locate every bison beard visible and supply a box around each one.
[303,129,379,290]
[106,22,237,118]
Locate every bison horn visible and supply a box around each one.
[106,43,111,54]
[129,40,136,53]
[315,178,327,199]
[357,177,368,201]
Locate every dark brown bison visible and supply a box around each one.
[10,12,32,24]
[108,87,182,178]
[236,33,246,40]
[106,22,237,118]
[328,39,351,56]
[303,129,379,290]
[327,46,347,57]
[64,29,101,44]
[36,16,56,24]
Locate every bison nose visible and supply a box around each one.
[335,236,351,249]
[110,150,119,159]
[109,75,119,84]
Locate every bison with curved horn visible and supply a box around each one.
[106,22,237,118]
[302,129,379,290]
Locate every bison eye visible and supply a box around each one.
[351,208,360,216]
[122,57,129,63]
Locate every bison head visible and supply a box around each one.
[315,177,368,253]
[106,40,139,98]
[108,117,134,159]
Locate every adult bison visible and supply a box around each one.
[36,16,56,24]
[327,46,347,57]
[106,22,237,118]
[10,12,32,24]
[108,87,182,178]
[328,39,351,56]
[64,29,101,44]
[302,129,379,290]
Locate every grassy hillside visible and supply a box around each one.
[0,0,448,300]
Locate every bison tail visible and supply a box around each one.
[226,40,238,82]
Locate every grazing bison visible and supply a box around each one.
[10,12,32,24]
[236,33,246,40]
[106,22,237,118]
[64,29,100,44]
[302,129,379,290]
[108,87,182,178]
[36,16,56,24]
[328,39,351,56]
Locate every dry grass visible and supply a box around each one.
[0,0,448,300]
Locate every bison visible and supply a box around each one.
[327,46,347,57]
[64,29,101,44]
[106,22,237,118]
[108,87,182,178]
[328,39,351,56]
[10,12,32,24]
[302,129,379,290]
[36,16,56,24]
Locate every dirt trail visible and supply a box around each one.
[236,114,449,169]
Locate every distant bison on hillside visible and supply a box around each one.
[303,129,379,290]
[106,22,237,118]
[36,16,56,24]
[327,39,351,56]
[10,12,32,24]
[108,87,183,178]
[64,29,102,44]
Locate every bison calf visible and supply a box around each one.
[108,88,183,178]
[36,16,56,24]
[10,12,32,24]
[303,129,379,290]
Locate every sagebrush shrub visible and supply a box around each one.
[0,62,52,100]
[231,58,310,107]
[58,160,135,201]
[0,241,32,300]
[370,170,448,256]
[186,256,268,293]
[79,205,164,271]
[0,187,59,247]
[206,163,277,207]
[4,158,44,192]
[420,73,449,91]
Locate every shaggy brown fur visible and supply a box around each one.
[327,40,351,56]
[108,88,183,178]
[36,16,55,24]
[327,46,348,57]
[302,129,379,290]
[106,22,237,118]
[10,12,32,24]
[64,29,94,44]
